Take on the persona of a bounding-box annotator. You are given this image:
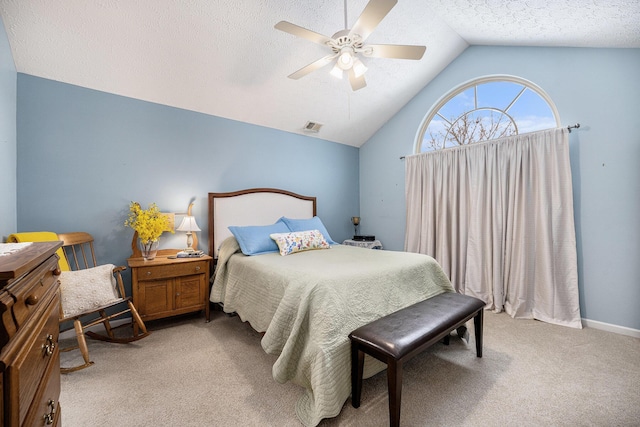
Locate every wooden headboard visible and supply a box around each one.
[208,188,316,259]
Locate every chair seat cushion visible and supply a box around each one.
[59,264,121,318]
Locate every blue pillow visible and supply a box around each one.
[229,221,290,256]
[279,216,337,245]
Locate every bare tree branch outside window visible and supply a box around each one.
[426,109,517,151]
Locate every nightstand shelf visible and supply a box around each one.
[127,254,212,324]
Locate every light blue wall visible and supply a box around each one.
[11,45,640,331]
[0,18,17,240]
[16,75,359,288]
[360,46,640,330]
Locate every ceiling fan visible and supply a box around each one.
[275,0,426,91]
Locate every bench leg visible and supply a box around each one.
[474,309,483,358]
[351,342,365,408]
[387,359,403,427]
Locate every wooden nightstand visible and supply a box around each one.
[127,254,212,324]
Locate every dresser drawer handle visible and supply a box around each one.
[43,334,56,357]
[43,399,56,425]
[26,295,38,305]
[195,266,201,271]
[146,271,152,276]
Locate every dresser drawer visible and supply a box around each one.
[23,357,60,427]
[135,260,207,281]
[11,293,60,426]
[11,254,60,329]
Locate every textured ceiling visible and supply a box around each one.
[1,0,639,147]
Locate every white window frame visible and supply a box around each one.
[415,75,561,153]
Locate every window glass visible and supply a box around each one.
[476,81,523,110]
[418,76,559,153]
[507,89,557,133]
[438,87,474,120]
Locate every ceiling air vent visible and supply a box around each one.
[303,121,323,133]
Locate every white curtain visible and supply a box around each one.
[405,128,581,328]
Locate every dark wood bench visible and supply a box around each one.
[348,292,485,427]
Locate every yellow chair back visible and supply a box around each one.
[7,232,71,271]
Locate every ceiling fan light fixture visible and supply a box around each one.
[329,63,344,79]
[337,48,354,70]
[352,58,368,78]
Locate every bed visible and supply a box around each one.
[208,188,454,426]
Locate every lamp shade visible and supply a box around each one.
[352,58,368,78]
[177,216,201,232]
[329,62,343,79]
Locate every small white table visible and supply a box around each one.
[342,239,383,250]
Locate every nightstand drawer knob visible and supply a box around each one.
[195,266,200,271]
[146,271,152,276]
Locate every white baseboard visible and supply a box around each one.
[582,318,640,338]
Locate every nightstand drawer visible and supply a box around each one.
[135,260,207,281]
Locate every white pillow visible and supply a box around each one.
[59,264,121,318]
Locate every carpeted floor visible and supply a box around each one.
[60,310,640,426]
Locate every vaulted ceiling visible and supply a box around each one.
[1,0,639,147]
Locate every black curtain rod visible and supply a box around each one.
[400,123,582,160]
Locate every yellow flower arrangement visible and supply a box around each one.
[124,202,173,244]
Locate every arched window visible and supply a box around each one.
[416,75,560,152]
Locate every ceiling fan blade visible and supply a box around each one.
[288,54,338,80]
[362,44,426,60]
[275,21,333,46]
[348,68,367,91]
[349,0,397,42]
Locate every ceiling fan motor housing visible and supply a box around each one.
[329,30,364,52]
[329,30,365,70]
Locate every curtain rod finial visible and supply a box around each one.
[568,123,580,133]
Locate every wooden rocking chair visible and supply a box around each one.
[57,232,149,373]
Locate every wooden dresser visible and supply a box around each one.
[127,254,212,324]
[0,242,62,427]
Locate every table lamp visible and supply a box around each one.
[351,216,360,237]
[177,209,201,253]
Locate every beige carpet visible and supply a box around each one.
[60,309,640,426]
